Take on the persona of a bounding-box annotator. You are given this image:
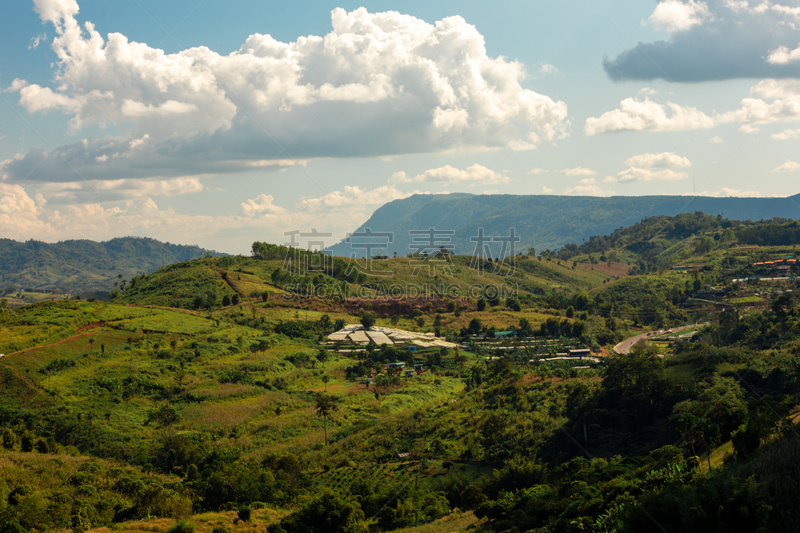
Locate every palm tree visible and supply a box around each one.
[315,393,337,446]
[322,375,330,391]
[88,338,94,352]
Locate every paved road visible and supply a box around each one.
[613,323,707,354]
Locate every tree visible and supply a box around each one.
[170,340,178,351]
[222,295,231,306]
[390,315,400,326]
[2,428,17,450]
[88,338,95,352]
[174,368,188,389]
[145,403,181,438]
[322,375,330,392]
[262,291,270,302]
[276,488,364,533]
[468,318,482,335]
[317,349,329,367]
[315,393,338,446]
[360,312,376,330]
[417,317,425,328]
[477,298,486,311]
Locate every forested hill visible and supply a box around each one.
[0,237,223,294]
[552,213,800,271]
[326,193,800,257]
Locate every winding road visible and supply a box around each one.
[613,323,707,354]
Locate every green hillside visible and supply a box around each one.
[0,237,224,296]
[1,221,800,533]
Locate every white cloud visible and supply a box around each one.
[584,98,715,135]
[579,177,596,184]
[587,79,800,135]
[0,184,48,239]
[767,43,800,64]
[539,63,558,74]
[29,33,47,49]
[0,184,343,254]
[709,135,725,143]
[624,151,692,169]
[617,167,689,183]
[773,161,800,172]
[563,185,616,196]
[526,168,547,175]
[482,189,500,194]
[695,187,762,197]
[559,166,596,177]
[2,79,27,93]
[615,152,691,183]
[39,177,206,205]
[4,1,569,183]
[241,194,287,217]
[637,87,660,96]
[542,186,553,194]
[602,176,617,183]
[299,184,413,212]
[391,164,509,184]
[649,0,712,32]
[772,128,800,139]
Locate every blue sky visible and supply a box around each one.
[1,0,800,253]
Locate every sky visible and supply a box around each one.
[2,0,800,254]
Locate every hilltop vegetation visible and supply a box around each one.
[1,216,800,532]
[550,212,800,274]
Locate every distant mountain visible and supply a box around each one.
[0,237,224,295]
[327,193,800,257]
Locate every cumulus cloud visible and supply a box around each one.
[772,128,800,139]
[709,135,725,143]
[0,184,363,253]
[390,164,509,184]
[579,178,596,184]
[300,184,411,210]
[559,166,596,177]
[587,79,800,135]
[584,98,715,135]
[542,186,554,194]
[618,167,689,182]
[563,185,616,196]
[615,151,691,182]
[4,1,568,183]
[527,168,547,175]
[624,151,692,168]
[773,161,800,172]
[767,43,800,64]
[605,0,800,82]
[241,194,287,217]
[649,0,712,32]
[2,79,28,93]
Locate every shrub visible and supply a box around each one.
[237,505,252,522]
[167,521,196,533]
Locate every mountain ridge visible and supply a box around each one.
[327,192,800,257]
